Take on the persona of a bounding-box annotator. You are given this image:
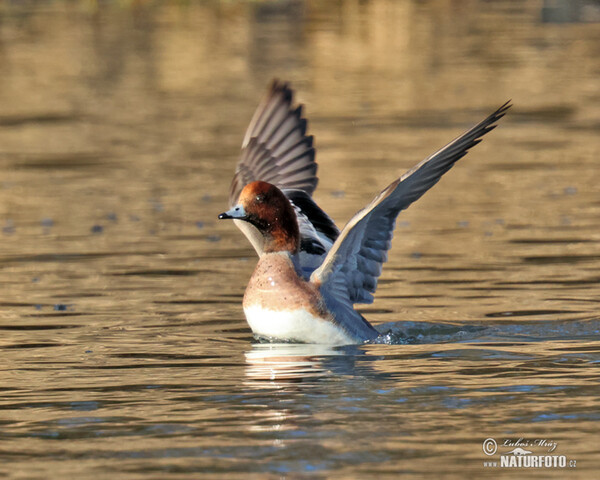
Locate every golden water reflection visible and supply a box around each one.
[1,0,599,478]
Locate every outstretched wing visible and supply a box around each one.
[311,101,511,306]
[229,80,318,207]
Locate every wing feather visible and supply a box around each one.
[311,101,512,307]
[229,80,317,207]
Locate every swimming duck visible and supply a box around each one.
[219,80,510,345]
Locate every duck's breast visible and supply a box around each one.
[242,253,356,345]
[243,304,356,345]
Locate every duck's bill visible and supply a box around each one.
[218,204,246,220]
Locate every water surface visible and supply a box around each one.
[1,1,599,478]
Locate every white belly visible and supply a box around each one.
[243,305,356,345]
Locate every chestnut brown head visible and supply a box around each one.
[219,181,299,254]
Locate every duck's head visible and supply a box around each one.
[219,181,299,254]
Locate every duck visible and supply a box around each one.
[219,80,510,345]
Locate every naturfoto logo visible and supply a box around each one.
[482,438,576,469]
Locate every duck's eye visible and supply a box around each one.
[255,194,264,203]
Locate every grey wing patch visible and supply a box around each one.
[229,80,318,207]
[311,101,512,306]
[319,278,380,340]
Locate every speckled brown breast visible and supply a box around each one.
[243,252,330,319]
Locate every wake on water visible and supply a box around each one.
[373,318,600,345]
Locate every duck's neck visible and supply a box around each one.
[263,225,300,254]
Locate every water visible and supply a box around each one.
[1,1,599,478]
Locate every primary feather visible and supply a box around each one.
[229,80,318,207]
[228,80,338,269]
[311,101,512,307]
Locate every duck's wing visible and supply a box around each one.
[229,80,318,207]
[284,189,339,251]
[310,102,511,308]
[283,189,340,278]
[229,80,339,264]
